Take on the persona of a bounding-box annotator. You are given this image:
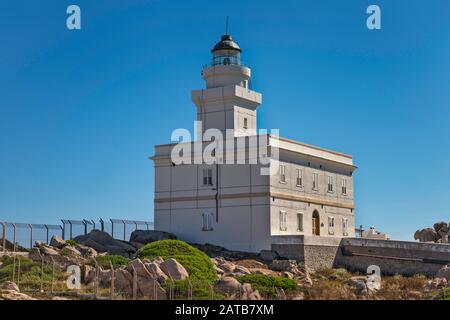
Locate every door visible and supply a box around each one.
[312,211,320,236]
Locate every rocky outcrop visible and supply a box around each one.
[436,264,450,280]
[145,262,168,284]
[0,290,36,300]
[233,265,251,275]
[347,276,379,297]
[414,228,439,243]
[160,258,189,281]
[0,282,35,300]
[215,276,242,294]
[1,281,19,292]
[259,250,279,262]
[50,235,67,249]
[414,222,450,243]
[29,243,87,268]
[82,258,168,299]
[241,283,261,300]
[74,230,136,258]
[348,276,369,296]
[270,259,303,275]
[127,259,166,299]
[129,230,176,246]
[424,277,447,290]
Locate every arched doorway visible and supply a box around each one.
[312,211,320,236]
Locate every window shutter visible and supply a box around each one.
[202,213,207,230]
[203,169,207,185]
[208,169,213,185]
[297,213,303,231]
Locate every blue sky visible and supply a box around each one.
[1,0,449,240]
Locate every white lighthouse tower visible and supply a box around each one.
[153,32,356,254]
[192,34,262,138]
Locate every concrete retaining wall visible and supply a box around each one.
[271,236,450,275]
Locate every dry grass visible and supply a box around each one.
[300,268,440,300]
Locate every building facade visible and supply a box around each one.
[152,34,357,253]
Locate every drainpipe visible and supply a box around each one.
[0,222,5,253]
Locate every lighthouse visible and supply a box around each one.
[152,33,356,253]
[192,34,262,138]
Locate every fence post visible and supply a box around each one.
[69,221,73,240]
[111,220,114,238]
[0,222,5,253]
[12,254,16,282]
[94,259,99,298]
[51,257,55,294]
[169,279,174,300]
[131,264,137,300]
[45,225,49,244]
[187,279,192,300]
[110,261,115,300]
[13,224,16,253]
[122,220,126,241]
[99,218,104,232]
[61,220,66,240]
[91,220,96,231]
[40,252,44,292]
[17,256,21,290]
[28,224,33,249]
[209,284,214,300]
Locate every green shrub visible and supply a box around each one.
[137,240,216,283]
[0,256,63,290]
[59,247,75,257]
[162,279,225,300]
[236,274,298,297]
[444,287,450,300]
[94,255,131,269]
[65,239,77,246]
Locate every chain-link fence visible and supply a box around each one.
[0,218,154,252]
[0,253,289,300]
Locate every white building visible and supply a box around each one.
[151,34,357,253]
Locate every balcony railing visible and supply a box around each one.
[203,55,248,69]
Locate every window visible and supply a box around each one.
[328,216,335,235]
[280,210,287,231]
[297,213,303,232]
[342,179,347,195]
[296,169,303,187]
[203,168,213,186]
[202,212,213,231]
[312,173,319,190]
[243,117,248,129]
[342,218,348,236]
[280,165,286,183]
[327,176,333,192]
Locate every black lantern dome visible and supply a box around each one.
[211,35,241,53]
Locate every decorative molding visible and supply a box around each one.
[155,191,354,210]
